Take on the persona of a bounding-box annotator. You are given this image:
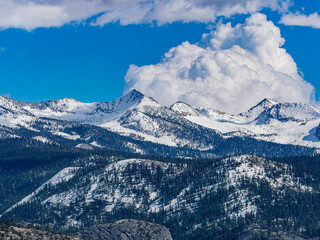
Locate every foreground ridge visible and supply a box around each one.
[77,219,172,240]
[2,155,317,239]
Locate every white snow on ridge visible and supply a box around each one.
[100,114,178,147]
[221,155,312,218]
[0,106,35,128]
[41,158,183,211]
[149,155,312,218]
[23,89,145,125]
[2,167,79,216]
[169,102,201,117]
[227,155,312,191]
[47,167,79,185]
[51,131,81,140]
[32,136,54,144]
[171,100,320,148]
[241,98,279,120]
[0,97,37,129]
[1,89,320,149]
[76,143,94,150]
[90,141,104,148]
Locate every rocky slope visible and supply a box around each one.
[77,219,172,240]
[0,222,81,240]
[0,220,172,240]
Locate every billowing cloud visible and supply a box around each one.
[280,12,320,28]
[0,0,98,30]
[0,0,291,30]
[124,13,315,114]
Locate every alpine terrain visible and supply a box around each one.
[1,90,320,239]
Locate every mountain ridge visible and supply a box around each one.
[0,89,319,151]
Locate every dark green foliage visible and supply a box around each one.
[1,136,320,239]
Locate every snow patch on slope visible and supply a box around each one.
[2,167,79,216]
[32,136,54,144]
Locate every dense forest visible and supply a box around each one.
[1,140,320,239]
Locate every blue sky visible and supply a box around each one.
[0,22,208,102]
[0,0,320,113]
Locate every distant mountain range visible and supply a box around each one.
[0,90,319,157]
[171,98,320,148]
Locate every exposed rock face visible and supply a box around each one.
[77,219,173,240]
[0,222,81,240]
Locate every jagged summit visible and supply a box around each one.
[239,98,279,120]
[117,89,145,106]
[251,98,279,110]
[124,89,144,99]
[257,102,320,123]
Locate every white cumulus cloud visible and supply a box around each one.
[124,13,315,114]
[0,0,291,30]
[280,12,320,29]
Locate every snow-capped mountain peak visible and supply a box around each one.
[240,98,279,120]
[121,89,145,104]
[169,102,201,117]
[254,98,279,109]
[21,89,146,124]
[256,102,320,123]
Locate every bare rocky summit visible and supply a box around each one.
[0,222,81,240]
[77,219,173,240]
